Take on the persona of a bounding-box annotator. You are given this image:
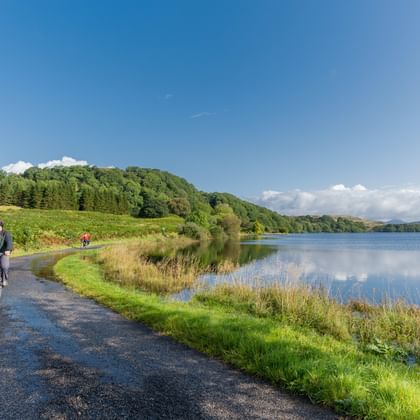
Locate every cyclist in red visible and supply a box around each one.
[80,232,91,247]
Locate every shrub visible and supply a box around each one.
[209,224,225,239]
[219,213,241,238]
[186,210,210,229]
[138,193,169,218]
[179,222,208,240]
[168,197,191,217]
[253,220,264,235]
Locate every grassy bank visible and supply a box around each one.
[196,283,420,359]
[96,237,199,293]
[0,206,183,255]
[54,253,420,419]
[95,238,240,294]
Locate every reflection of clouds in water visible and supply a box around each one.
[191,235,420,305]
[198,248,420,294]
[331,272,368,282]
[225,249,420,284]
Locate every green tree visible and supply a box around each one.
[79,186,95,211]
[138,192,169,218]
[179,222,207,240]
[168,197,191,217]
[219,213,241,238]
[186,210,210,229]
[253,220,264,235]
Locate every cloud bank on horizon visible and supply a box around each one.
[2,156,88,174]
[255,184,420,222]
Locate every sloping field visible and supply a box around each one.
[0,206,182,253]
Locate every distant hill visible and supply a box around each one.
[374,222,420,232]
[0,165,371,234]
[329,215,383,230]
[385,219,407,225]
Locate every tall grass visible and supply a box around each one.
[96,238,241,294]
[97,237,420,359]
[195,282,420,359]
[54,254,420,420]
[96,237,202,294]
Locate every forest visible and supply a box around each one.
[0,166,369,235]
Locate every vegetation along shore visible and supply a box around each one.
[53,237,420,420]
[2,165,420,418]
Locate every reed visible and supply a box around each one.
[55,254,420,420]
[96,236,202,294]
[195,282,420,359]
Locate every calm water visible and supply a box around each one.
[175,233,420,304]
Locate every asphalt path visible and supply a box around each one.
[0,251,339,419]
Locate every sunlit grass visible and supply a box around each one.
[96,237,200,294]
[54,253,420,419]
[0,206,183,254]
[95,238,241,294]
[195,282,420,359]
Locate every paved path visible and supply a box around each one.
[0,252,338,419]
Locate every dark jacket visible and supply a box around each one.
[0,230,13,254]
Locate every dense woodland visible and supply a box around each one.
[0,166,369,235]
[373,223,420,232]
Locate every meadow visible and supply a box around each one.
[0,206,182,254]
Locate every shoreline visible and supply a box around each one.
[52,251,420,419]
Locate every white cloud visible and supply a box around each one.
[38,156,88,169]
[189,111,215,119]
[330,184,347,191]
[254,184,420,222]
[2,156,89,174]
[2,161,34,175]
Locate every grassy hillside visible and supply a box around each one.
[0,166,370,234]
[0,206,182,253]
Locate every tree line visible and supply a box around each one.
[373,223,420,232]
[0,166,369,234]
[0,173,129,214]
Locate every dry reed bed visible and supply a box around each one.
[96,236,241,294]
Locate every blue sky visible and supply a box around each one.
[1,1,420,218]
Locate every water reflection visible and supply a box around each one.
[175,233,420,305]
[178,239,277,270]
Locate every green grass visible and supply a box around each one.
[0,206,183,255]
[96,237,203,294]
[54,254,420,420]
[94,238,239,294]
[195,283,420,359]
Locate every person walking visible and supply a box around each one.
[0,221,13,287]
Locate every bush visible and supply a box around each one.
[219,213,241,238]
[14,226,39,250]
[253,220,264,235]
[179,222,208,240]
[186,210,210,229]
[168,197,191,218]
[209,224,225,239]
[138,193,169,218]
